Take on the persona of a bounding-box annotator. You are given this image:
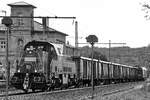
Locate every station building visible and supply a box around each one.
[0,1,78,66]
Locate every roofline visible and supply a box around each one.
[8,1,36,8]
[33,31,68,36]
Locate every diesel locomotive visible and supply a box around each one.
[11,40,76,92]
[10,40,147,92]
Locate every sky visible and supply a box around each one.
[0,0,150,48]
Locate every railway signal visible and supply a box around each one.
[1,16,13,100]
[86,35,98,99]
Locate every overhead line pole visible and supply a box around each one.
[75,21,78,48]
[107,40,126,61]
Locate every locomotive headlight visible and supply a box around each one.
[17,69,20,72]
[35,69,37,73]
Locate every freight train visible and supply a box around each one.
[10,40,147,92]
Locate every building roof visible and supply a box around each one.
[8,1,36,8]
[34,21,68,36]
[0,21,68,36]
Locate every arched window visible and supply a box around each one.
[18,38,24,47]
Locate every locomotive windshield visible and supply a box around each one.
[17,41,57,73]
[18,46,41,73]
[24,57,36,62]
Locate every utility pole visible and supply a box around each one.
[75,21,78,48]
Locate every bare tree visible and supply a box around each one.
[141,1,150,20]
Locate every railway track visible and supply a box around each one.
[102,87,134,96]
[82,87,136,100]
[85,82,144,100]
[0,81,144,100]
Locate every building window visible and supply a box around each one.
[17,38,24,47]
[0,40,6,51]
[17,13,24,26]
[1,41,5,44]
[17,18,24,26]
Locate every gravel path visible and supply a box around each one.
[98,82,150,100]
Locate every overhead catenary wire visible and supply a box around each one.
[0,13,76,18]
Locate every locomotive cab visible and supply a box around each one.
[11,45,47,92]
[11,40,76,92]
[17,46,42,73]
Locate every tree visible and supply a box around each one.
[89,51,108,61]
[79,46,108,61]
[141,2,150,20]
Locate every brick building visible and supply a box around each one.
[0,1,78,65]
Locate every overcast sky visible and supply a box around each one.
[1,0,150,48]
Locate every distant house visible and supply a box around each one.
[0,1,77,65]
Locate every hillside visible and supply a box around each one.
[79,46,150,68]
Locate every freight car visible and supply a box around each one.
[10,40,146,92]
[72,56,146,86]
